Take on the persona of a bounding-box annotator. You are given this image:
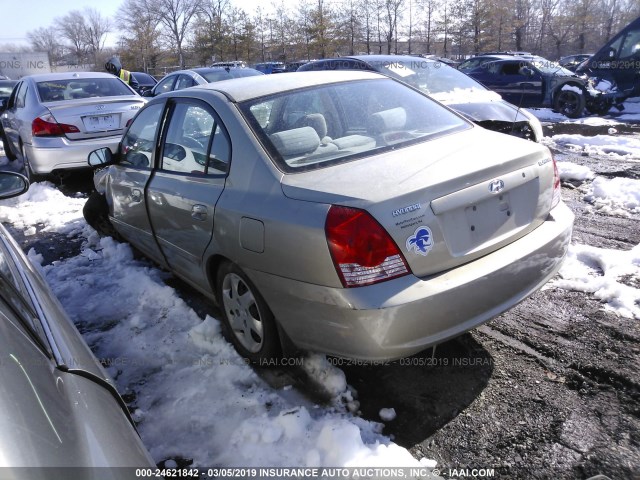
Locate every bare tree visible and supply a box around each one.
[27,27,64,65]
[152,0,203,68]
[56,10,88,65]
[116,0,163,71]
[83,8,111,66]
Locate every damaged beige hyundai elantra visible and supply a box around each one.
[84,71,574,362]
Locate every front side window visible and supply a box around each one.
[175,75,196,91]
[154,75,177,95]
[161,100,230,175]
[14,82,27,108]
[240,78,469,172]
[120,102,165,168]
[618,29,640,60]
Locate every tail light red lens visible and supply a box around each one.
[325,205,410,287]
[32,114,80,137]
[551,155,561,209]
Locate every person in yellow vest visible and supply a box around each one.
[105,56,139,91]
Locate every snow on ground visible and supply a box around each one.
[551,243,640,320]
[544,134,640,160]
[530,97,640,124]
[582,176,640,216]
[0,182,436,472]
[556,161,595,182]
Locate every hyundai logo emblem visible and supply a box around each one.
[489,179,505,194]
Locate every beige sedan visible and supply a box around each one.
[85,71,574,362]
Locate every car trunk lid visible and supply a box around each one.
[44,96,144,140]
[281,128,556,277]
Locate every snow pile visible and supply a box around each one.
[582,176,640,216]
[0,181,87,235]
[0,181,437,471]
[552,243,640,319]
[556,161,595,182]
[549,134,640,159]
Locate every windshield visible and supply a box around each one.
[240,78,469,172]
[36,78,134,102]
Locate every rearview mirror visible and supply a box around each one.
[88,147,114,167]
[0,171,29,199]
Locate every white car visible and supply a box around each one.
[0,72,146,177]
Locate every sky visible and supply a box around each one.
[0,0,270,49]
[0,103,639,469]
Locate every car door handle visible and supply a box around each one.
[191,204,207,221]
[131,189,142,202]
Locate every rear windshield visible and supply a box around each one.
[36,78,134,102]
[239,78,469,172]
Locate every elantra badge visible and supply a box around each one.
[406,226,434,256]
[489,179,505,194]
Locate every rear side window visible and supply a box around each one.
[161,100,230,176]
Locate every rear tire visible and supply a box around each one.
[216,261,281,363]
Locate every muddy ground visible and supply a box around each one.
[5,121,640,480]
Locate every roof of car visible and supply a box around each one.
[189,70,385,103]
[19,72,116,82]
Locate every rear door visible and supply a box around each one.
[145,98,230,282]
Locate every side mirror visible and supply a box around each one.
[0,171,29,199]
[88,147,114,167]
[142,90,154,98]
[0,98,7,112]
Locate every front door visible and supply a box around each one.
[146,98,230,282]
[108,101,166,265]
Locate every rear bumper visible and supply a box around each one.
[248,202,574,360]
[27,136,120,174]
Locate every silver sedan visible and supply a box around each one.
[0,171,154,468]
[85,71,574,361]
[0,72,146,177]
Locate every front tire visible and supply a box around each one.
[216,261,280,362]
[553,88,586,118]
[83,191,120,239]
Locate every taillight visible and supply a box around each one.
[32,114,80,137]
[551,155,561,209]
[325,205,409,288]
